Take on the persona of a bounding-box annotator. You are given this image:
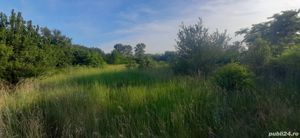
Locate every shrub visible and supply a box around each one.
[137,56,156,69]
[240,38,271,73]
[213,63,254,91]
[268,45,300,81]
[125,58,138,69]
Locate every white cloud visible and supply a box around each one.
[100,0,300,53]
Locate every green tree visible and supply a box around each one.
[0,44,13,79]
[114,43,133,57]
[174,19,230,75]
[134,43,146,58]
[240,38,271,73]
[236,9,300,55]
[0,10,106,83]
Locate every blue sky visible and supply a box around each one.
[1,0,300,53]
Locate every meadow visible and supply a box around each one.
[0,65,299,138]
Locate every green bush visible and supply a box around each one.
[213,63,254,91]
[137,56,156,69]
[125,58,138,69]
[268,45,300,81]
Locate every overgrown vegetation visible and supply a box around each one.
[0,9,299,138]
[0,10,106,84]
[213,63,254,91]
[0,65,299,138]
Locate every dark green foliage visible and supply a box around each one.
[173,19,231,75]
[133,43,156,69]
[213,63,254,91]
[236,9,300,56]
[236,9,300,84]
[72,45,105,67]
[268,45,300,82]
[240,38,272,73]
[0,10,106,83]
[107,50,126,64]
[220,41,243,64]
[125,58,138,69]
[151,51,177,62]
[137,55,156,69]
[114,43,133,57]
[134,43,146,58]
[0,44,13,79]
[106,44,134,64]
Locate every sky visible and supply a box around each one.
[1,0,300,53]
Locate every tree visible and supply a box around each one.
[174,18,231,75]
[240,38,271,73]
[114,43,133,57]
[151,51,176,62]
[72,45,105,67]
[236,9,300,55]
[0,44,13,79]
[134,43,146,58]
[0,10,106,83]
[108,50,124,64]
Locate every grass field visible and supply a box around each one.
[0,65,299,138]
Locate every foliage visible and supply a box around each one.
[151,51,177,63]
[213,63,254,91]
[107,50,126,64]
[236,9,300,55]
[134,43,146,58]
[240,38,272,72]
[114,43,133,57]
[137,55,156,69]
[0,10,106,83]
[173,19,231,75]
[125,58,138,69]
[0,44,13,79]
[72,45,105,67]
[268,45,300,80]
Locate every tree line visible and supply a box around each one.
[0,10,166,84]
[0,10,106,84]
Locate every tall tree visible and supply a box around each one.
[236,9,300,55]
[174,19,230,75]
[134,43,146,58]
[114,43,133,57]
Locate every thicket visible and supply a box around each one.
[0,10,106,84]
[173,10,300,88]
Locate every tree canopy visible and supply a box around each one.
[0,10,106,83]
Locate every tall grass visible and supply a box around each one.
[0,65,299,137]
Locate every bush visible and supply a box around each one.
[213,63,254,91]
[137,56,156,69]
[240,38,271,73]
[125,58,138,69]
[267,45,300,81]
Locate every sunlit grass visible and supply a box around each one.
[0,65,299,138]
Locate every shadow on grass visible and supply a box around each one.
[40,68,174,91]
[1,81,198,138]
